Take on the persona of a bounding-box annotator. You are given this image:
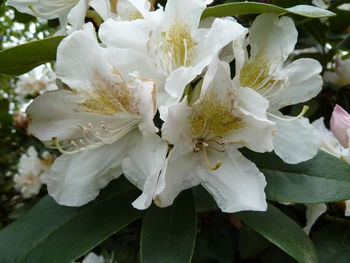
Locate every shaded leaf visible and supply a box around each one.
[0,178,143,263]
[202,3,335,19]
[237,204,318,263]
[242,149,350,204]
[140,190,197,263]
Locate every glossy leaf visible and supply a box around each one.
[202,3,335,19]
[0,36,64,75]
[0,179,143,263]
[237,204,318,263]
[242,149,350,204]
[140,190,197,263]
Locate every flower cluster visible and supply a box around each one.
[16,0,323,212]
[13,146,54,198]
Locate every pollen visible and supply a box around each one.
[161,21,197,68]
[78,71,137,115]
[188,92,243,137]
[240,53,284,91]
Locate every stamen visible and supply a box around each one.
[268,105,309,122]
[52,137,79,155]
[202,146,222,171]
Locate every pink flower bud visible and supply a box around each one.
[330,105,350,148]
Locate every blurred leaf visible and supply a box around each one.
[242,149,350,204]
[0,36,64,75]
[237,204,318,263]
[337,33,350,49]
[0,178,143,263]
[192,185,218,212]
[239,226,270,259]
[329,9,350,33]
[140,190,197,263]
[301,19,327,46]
[312,223,350,263]
[202,3,335,19]
[14,10,36,23]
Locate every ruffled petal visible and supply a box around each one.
[197,147,267,213]
[154,144,201,207]
[47,134,135,206]
[271,58,322,110]
[122,131,167,209]
[249,13,297,66]
[271,115,320,164]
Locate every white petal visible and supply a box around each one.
[194,18,247,68]
[99,18,152,52]
[154,144,201,208]
[312,118,342,157]
[67,0,89,31]
[271,115,320,164]
[249,13,297,66]
[122,132,167,209]
[47,135,134,206]
[56,23,113,91]
[345,200,350,217]
[197,147,267,213]
[163,0,206,30]
[90,0,111,20]
[271,58,322,110]
[227,87,276,153]
[26,89,122,141]
[303,203,327,235]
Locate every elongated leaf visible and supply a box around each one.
[140,190,197,263]
[0,178,143,263]
[242,149,350,204]
[0,36,64,75]
[237,204,318,263]
[313,223,350,263]
[202,3,335,19]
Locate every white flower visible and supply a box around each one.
[26,23,167,209]
[90,0,152,22]
[7,0,89,33]
[15,71,57,102]
[324,57,350,87]
[154,57,275,213]
[236,13,323,164]
[14,146,54,198]
[99,0,247,114]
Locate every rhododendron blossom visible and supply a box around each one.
[154,57,276,212]
[236,13,322,164]
[26,24,167,209]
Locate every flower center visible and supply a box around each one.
[239,54,287,100]
[157,21,197,74]
[187,91,244,170]
[78,71,139,116]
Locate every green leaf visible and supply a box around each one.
[202,3,335,19]
[237,204,318,263]
[242,149,350,204]
[140,190,197,263]
[313,223,350,263]
[0,36,65,75]
[0,179,143,263]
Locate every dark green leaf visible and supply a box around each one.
[238,226,270,259]
[237,204,318,263]
[0,36,64,75]
[0,178,143,263]
[202,3,335,19]
[313,223,350,263]
[140,190,197,263]
[242,149,350,204]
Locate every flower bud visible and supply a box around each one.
[330,105,350,148]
